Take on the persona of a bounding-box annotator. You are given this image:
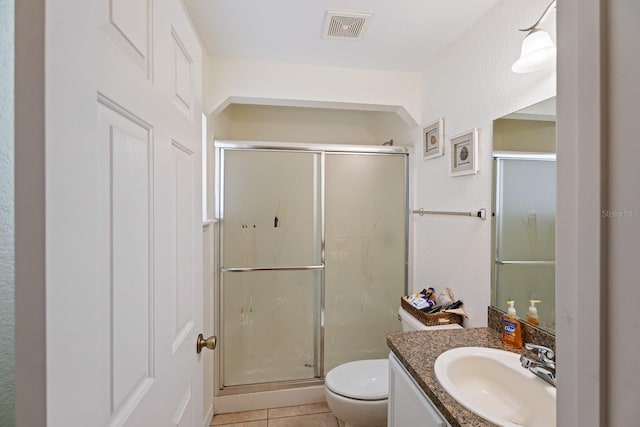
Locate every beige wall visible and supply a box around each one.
[493,119,556,152]
[213,104,417,146]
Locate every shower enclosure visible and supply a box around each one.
[492,152,556,329]
[215,141,409,393]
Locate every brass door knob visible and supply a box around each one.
[196,334,217,354]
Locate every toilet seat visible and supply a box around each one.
[325,359,388,401]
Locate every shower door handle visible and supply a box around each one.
[221,265,325,272]
[196,334,217,354]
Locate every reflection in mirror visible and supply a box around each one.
[491,97,556,334]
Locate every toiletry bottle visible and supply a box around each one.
[527,300,541,326]
[424,287,436,303]
[502,300,523,349]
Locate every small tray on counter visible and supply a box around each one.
[401,296,463,327]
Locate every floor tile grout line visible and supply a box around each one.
[212,404,334,425]
[266,411,332,420]
[211,413,336,427]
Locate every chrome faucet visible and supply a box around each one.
[520,343,556,387]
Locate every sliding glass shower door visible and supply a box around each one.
[220,149,322,386]
[324,153,406,371]
[217,142,408,391]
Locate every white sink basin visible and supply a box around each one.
[434,347,556,427]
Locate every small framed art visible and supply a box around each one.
[422,118,444,160]
[449,128,478,176]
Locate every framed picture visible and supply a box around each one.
[422,118,444,160]
[449,128,478,176]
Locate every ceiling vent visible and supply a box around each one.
[323,11,373,40]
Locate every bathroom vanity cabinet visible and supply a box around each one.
[388,328,544,425]
[388,353,450,427]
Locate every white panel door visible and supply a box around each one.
[45,0,205,425]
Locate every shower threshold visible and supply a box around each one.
[217,377,325,396]
[213,380,327,414]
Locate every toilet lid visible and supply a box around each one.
[325,359,388,401]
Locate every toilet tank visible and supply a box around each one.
[398,307,463,331]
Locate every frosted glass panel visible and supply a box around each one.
[495,263,556,329]
[222,270,321,386]
[494,157,556,332]
[497,159,556,261]
[324,153,406,372]
[222,150,321,268]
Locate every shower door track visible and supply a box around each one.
[214,140,412,397]
[215,140,412,154]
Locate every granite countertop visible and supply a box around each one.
[387,327,529,427]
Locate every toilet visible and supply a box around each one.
[324,306,462,427]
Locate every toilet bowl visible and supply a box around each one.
[324,307,462,426]
[324,359,388,427]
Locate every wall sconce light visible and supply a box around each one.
[512,0,557,73]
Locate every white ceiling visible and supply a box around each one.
[183,0,501,72]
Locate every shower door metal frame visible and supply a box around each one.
[214,140,411,396]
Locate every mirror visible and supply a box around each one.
[491,97,556,334]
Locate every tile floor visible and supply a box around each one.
[210,402,339,427]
